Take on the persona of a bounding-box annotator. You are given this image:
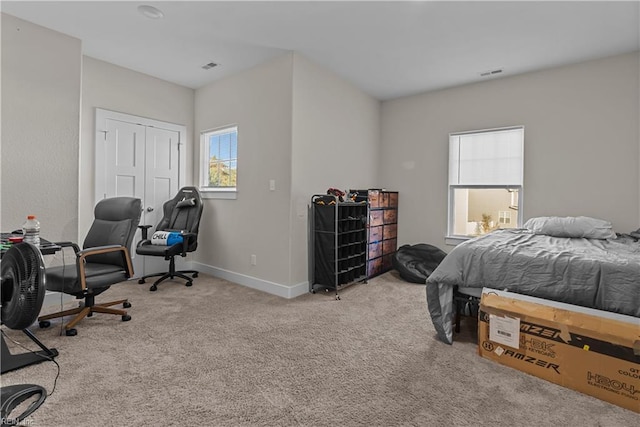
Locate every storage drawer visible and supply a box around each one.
[382,254,394,270]
[382,238,397,256]
[381,192,390,208]
[370,210,384,227]
[380,192,398,208]
[382,224,397,240]
[369,225,382,242]
[383,209,397,224]
[368,190,380,208]
[368,242,382,259]
[388,192,398,208]
[367,257,383,277]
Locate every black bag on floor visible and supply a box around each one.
[392,244,447,284]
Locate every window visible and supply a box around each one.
[447,126,523,241]
[200,126,238,198]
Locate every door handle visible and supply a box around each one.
[146,207,154,212]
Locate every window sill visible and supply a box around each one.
[445,235,470,246]
[200,188,237,200]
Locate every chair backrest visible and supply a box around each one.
[83,197,142,267]
[156,187,203,251]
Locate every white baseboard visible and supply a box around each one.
[190,261,308,299]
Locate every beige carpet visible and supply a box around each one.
[1,272,637,426]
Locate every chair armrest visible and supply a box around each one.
[76,244,129,258]
[179,232,197,257]
[54,241,81,253]
[138,225,153,240]
[76,245,134,291]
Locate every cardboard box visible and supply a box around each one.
[478,289,640,413]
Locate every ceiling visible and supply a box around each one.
[2,1,639,100]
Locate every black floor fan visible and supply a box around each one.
[1,243,58,425]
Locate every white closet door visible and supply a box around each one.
[102,119,146,200]
[143,126,180,232]
[95,109,184,277]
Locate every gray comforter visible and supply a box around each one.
[426,229,640,344]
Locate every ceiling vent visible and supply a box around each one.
[202,62,218,70]
[480,68,503,77]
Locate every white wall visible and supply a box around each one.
[381,52,640,249]
[1,15,380,298]
[79,56,195,240]
[192,53,380,296]
[1,14,81,241]
[6,11,636,298]
[290,53,381,286]
[194,54,295,293]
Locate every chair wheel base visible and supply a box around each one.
[186,281,193,287]
[122,314,131,322]
[39,320,51,329]
[192,273,198,278]
[138,278,146,284]
[150,285,157,292]
[66,328,77,336]
[123,301,131,308]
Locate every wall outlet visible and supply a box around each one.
[250,254,257,265]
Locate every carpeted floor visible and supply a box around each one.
[1,272,637,426]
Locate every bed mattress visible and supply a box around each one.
[426,229,640,344]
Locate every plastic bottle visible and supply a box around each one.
[22,215,41,247]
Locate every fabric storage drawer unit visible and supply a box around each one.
[351,189,399,278]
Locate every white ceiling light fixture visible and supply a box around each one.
[138,5,164,20]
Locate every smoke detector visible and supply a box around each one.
[138,5,164,20]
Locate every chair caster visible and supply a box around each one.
[138,278,146,284]
[150,285,157,292]
[65,328,77,337]
[88,312,93,317]
[123,301,132,308]
[192,272,198,278]
[39,320,51,329]
[186,281,193,287]
[122,314,131,322]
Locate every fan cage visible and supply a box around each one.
[1,243,46,330]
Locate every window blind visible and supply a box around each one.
[449,127,524,186]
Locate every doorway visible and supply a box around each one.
[94,108,187,277]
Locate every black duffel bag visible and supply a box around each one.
[392,244,447,284]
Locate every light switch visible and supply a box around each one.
[269,179,276,191]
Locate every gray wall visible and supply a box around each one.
[4,12,637,297]
[79,56,195,240]
[193,53,380,294]
[1,14,81,241]
[194,54,295,291]
[380,52,640,249]
[290,53,380,286]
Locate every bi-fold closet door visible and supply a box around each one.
[94,108,186,277]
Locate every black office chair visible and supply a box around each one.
[38,197,142,336]
[136,187,203,291]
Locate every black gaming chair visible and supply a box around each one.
[136,187,203,291]
[38,197,142,336]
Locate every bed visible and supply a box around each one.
[426,217,640,344]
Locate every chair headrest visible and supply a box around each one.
[176,198,196,209]
[95,197,142,222]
